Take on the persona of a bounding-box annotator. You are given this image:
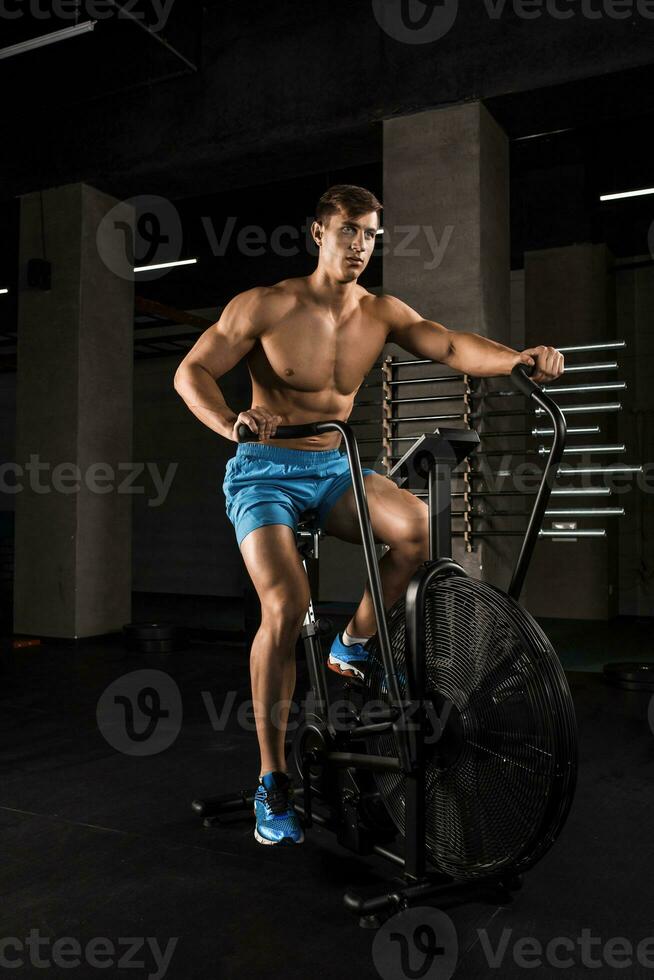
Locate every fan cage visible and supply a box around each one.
[364,571,577,880]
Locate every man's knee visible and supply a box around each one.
[389,505,430,562]
[261,586,310,630]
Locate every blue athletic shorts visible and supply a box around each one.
[222,442,378,548]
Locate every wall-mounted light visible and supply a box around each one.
[600,187,654,201]
[134,258,198,273]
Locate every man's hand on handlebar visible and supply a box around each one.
[517,345,564,385]
[231,406,284,442]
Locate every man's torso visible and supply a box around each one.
[245,278,390,450]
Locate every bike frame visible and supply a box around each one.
[236,364,567,881]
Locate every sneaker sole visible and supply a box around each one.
[253,826,304,845]
[327,654,365,683]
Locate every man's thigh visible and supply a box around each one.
[323,472,427,547]
[240,523,310,611]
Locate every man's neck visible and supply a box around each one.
[306,268,361,315]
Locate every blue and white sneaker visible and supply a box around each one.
[253,771,304,846]
[327,631,372,684]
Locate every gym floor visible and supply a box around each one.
[1,596,652,979]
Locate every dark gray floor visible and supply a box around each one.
[1,599,653,979]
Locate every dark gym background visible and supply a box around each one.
[0,3,653,979]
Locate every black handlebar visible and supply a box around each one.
[236,421,323,442]
[510,361,540,397]
[507,363,567,600]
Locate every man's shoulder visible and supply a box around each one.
[237,277,306,307]
[267,276,309,298]
[361,290,408,320]
[228,282,283,305]
[225,281,299,319]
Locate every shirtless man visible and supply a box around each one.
[173,184,564,846]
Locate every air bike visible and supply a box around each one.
[192,364,578,928]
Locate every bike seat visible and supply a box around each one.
[297,508,321,533]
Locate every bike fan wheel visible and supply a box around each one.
[364,572,578,880]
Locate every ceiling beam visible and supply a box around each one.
[134,296,212,329]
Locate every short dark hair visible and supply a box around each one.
[315,184,382,225]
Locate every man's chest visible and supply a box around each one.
[251,312,388,394]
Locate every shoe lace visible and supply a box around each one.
[264,779,292,815]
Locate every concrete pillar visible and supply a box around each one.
[383,101,510,339]
[14,183,134,638]
[376,101,513,592]
[523,244,618,619]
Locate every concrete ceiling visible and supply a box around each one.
[2,1,654,202]
[1,1,654,345]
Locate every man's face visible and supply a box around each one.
[315,208,379,281]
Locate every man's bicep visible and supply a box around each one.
[384,296,452,361]
[180,325,253,381]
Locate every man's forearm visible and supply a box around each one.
[174,364,237,439]
[447,331,522,377]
